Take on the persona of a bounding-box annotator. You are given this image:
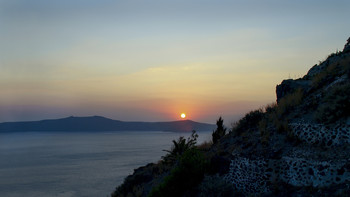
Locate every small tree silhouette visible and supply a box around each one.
[212,117,226,144]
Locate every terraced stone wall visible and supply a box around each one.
[224,156,350,193]
[289,123,350,147]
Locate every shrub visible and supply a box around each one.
[315,83,350,124]
[197,175,235,197]
[162,130,198,163]
[312,70,329,89]
[258,89,302,136]
[197,140,213,151]
[327,50,342,59]
[112,163,157,197]
[231,109,264,136]
[312,55,350,89]
[264,102,278,114]
[275,88,303,118]
[258,118,270,145]
[149,148,208,197]
[212,117,227,144]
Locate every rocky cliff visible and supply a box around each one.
[111,38,350,197]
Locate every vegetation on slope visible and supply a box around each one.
[112,38,350,197]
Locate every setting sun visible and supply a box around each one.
[180,113,186,119]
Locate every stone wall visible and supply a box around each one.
[224,156,350,193]
[289,122,350,147]
[279,157,350,187]
[224,157,270,193]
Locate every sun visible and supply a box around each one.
[180,113,186,119]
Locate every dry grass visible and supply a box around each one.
[197,141,213,151]
[258,118,270,145]
[231,109,264,136]
[275,88,303,118]
[312,55,350,88]
[314,83,350,124]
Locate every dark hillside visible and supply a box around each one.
[111,38,350,197]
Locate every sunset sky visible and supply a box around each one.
[1,0,350,124]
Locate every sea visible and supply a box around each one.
[0,131,212,197]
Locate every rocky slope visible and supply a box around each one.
[111,38,350,197]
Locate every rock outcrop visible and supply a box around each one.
[222,37,350,196]
[276,79,310,103]
[277,37,350,103]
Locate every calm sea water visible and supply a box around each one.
[0,131,212,197]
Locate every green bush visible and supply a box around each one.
[149,148,208,197]
[162,130,198,163]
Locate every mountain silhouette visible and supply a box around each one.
[0,116,215,132]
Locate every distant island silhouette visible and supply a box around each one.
[0,116,215,132]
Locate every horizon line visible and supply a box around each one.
[0,115,215,125]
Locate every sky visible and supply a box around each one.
[1,0,350,124]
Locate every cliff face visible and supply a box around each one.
[276,37,350,104]
[221,38,350,196]
[111,38,350,197]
